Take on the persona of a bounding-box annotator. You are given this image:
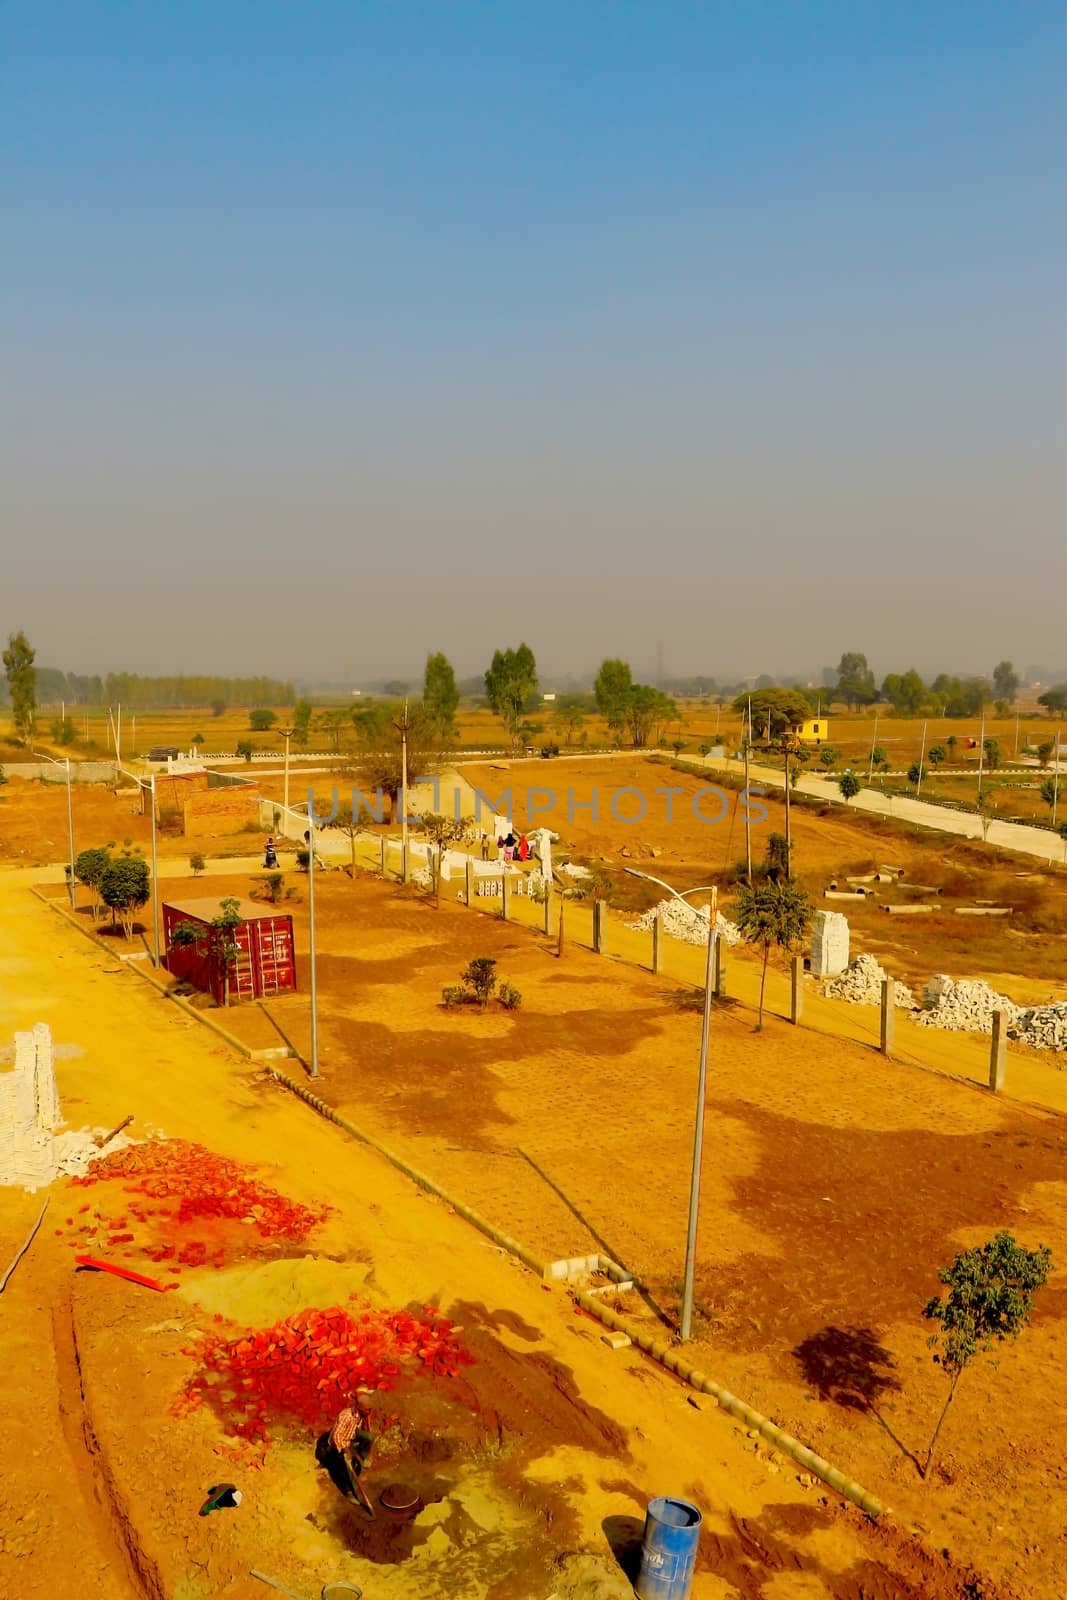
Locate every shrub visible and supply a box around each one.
[189,852,206,877]
[819,746,839,769]
[441,985,466,1008]
[296,847,310,871]
[498,982,522,1010]
[192,731,205,745]
[236,738,254,762]
[461,957,498,1008]
[253,872,285,904]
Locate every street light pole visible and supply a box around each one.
[305,808,320,1078]
[34,750,76,907]
[279,727,294,817]
[393,700,411,882]
[150,774,161,966]
[626,868,718,1343]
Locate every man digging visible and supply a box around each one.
[316,1386,376,1519]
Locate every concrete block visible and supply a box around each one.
[601,1331,632,1351]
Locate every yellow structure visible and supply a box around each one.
[791,716,829,745]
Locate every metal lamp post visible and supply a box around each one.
[150,772,161,966]
[305,809,320,1078]
[279,727,295,817]
[34,750,76,907]
[625,867,718,1342]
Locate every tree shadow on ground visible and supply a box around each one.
[792,1324,922,1473]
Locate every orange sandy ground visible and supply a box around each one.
[101,849,1066,1600]
[0,876,1012,1600]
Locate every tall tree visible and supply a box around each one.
[992,661,1019,704]
[484,644,538,742]
[3,631,37,740]
[351,700,437,821]
[1037,685,1067,717]
[835,651,877,710]
[593,659,634,734]
[881,668,926,715]
[735,880,813,1027]
[423,652,460,739]
[625,686,677,749]
[731,687,811,741]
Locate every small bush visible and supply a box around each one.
[461,956,498,1008]
[498,982,522,1010]
[441,985,466,1008]
[189,852,206,876]
[296,847,310,871]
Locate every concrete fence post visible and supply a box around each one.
[880,979,895,1058]
[652,915,661,975]
[790,955,804,1024]
[989,1008,1007,1092]
[593,900,605,954]
[402,844,409,884]
[501,872,508,921]
[380,836,387,876]
[713,937,726,998]
[542,889,551,937]
[465,858,472,907]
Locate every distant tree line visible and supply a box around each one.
[25,668,296,708]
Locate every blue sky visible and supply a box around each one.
[3,3,1066,681]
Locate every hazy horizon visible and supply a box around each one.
[4,4,1066,681]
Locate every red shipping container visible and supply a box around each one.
[162,897,297,1005]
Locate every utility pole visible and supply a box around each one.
[977,710,986,807]
[916,718,928,797]
[783,742,792,879]
[743,739,752,884]
[64,758,75,908]
[867,714,879,786]
[305,812,320,1077]
[394,700,411,882]
[279,726,294,816]
[150,774,161,966]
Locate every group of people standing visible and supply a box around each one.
[479,830,536,863]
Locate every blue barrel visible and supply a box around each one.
[634,1496,702,1600]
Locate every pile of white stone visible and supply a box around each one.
[824,954,917,1009]
[628,898,741,948]
[916,976,1015,1034]
[916,977,1067,1051]
[1,1023,136,1193]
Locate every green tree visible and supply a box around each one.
[50,716,76,746]
[423,652,460,739]
[838,771,862,802]
[555,701,586,745]
[189,852,206,877]
[983,737,1001,771]
[292,698,313,746]
[870,745,889,772]
[212,897,244,1005]
[835,652,877,710]
[235,738,254,762]
[921,1232,1052,1478]
[3,631,37,741]
[819,746,839,769]
[74,846,112,920]
[946,734,958,755]
[327,801,369,883]
[211,698,227,717]
[928,744,948,767]
[732,686,812,741]
[765,833,791,878]
[1039,777,1059,810]
[992,661,1019,704]
[594,659,634,735]
[907,762,923,788]
[734,880,813,1028]
[352,701,437,822]
[881,668,926,715]
[626,686,677,749]
[1037,685,1067,717]
[461,956,498,1010]
[485,644,538,742]
[99,855,151,939]
[1037,740,1054,768]
[421,812,470,906]
[249,708,277,732]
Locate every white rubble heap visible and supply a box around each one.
[0,1023,136,1192]
[824,954,917,1009]
[628,898,741,948]
[916,976,1067,1052]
